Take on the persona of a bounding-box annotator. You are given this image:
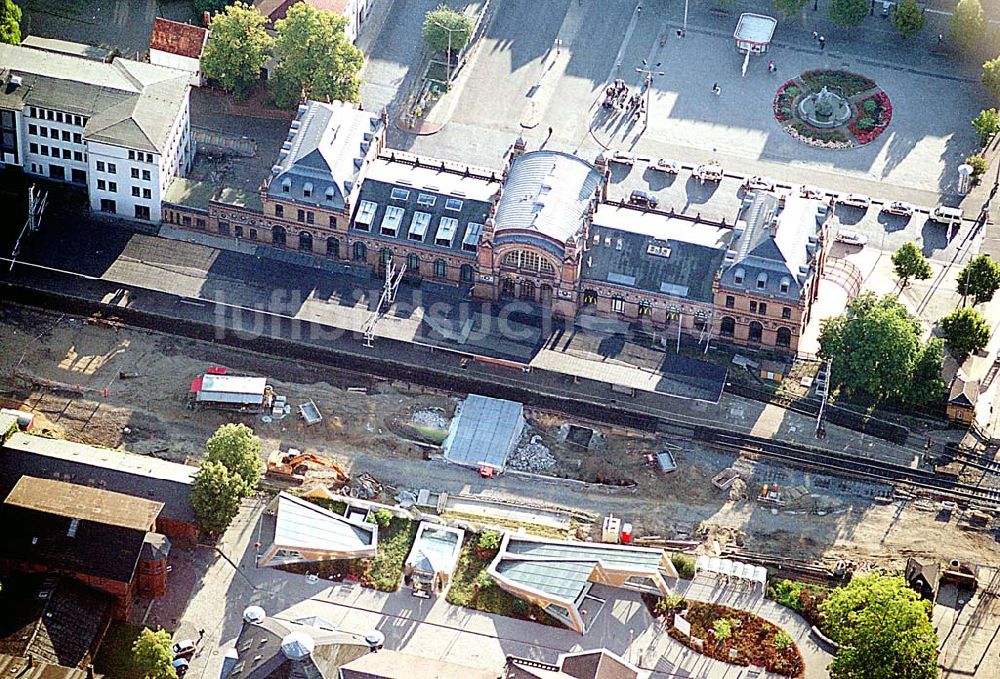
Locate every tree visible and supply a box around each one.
[132,627,177,679]
[907,339,947,408]
[892,242,932,288]
[983,58,1000,100]
[891,0,925,38]
[205,423,263,490]
[771,0,807,17]
[818,293,942,407]
[951,0,986,52]
[966,153,989,179]
[958,254,1000,304]
[422,5,474,56]
[200,2,274,99]
[821,574,938,679]
[0,0,22,45]
[972,108,1000,144]
[941,307,991,359]
[270,2,364,109]
[191,461,244,534]
[829,0,869,27]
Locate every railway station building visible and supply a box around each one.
[163,102,830,355]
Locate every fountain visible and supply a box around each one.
[797,86,851,129]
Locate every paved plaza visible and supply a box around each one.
[372,0,990,206]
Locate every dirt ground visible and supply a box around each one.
[2,304,999,571]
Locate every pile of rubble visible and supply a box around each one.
[412,409,450,429]
[350,472,383,500]
[508,435,557,473]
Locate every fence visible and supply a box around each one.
[192,128,257,157]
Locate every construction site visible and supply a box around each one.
[1,302,999,573]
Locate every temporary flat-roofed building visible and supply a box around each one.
[442,394,525,471]
[257,492,377,567]
[191,374,269,405]
[0,41,192,223]
[488,534,677,634]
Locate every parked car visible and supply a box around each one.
[628,190,660,208]
[835,229,867,246]
[929,205,963,224]
[799,184,824,199]
[610,150,636,166]
[882,201,915,217]
[695,163,724,183]
[836,193,872,209]
[744,175,775,191]
[173,640,196,659]
[173,659,190,677]
[651,158,679,174]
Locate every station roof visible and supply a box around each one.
[442,394,525,470]
[5,476,163,531]
[495,150,602,248]
[490,535,669,604]
[585,205,731,301]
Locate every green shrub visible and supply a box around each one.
[784,86,801,98]
[863,99,877,114]
[671,553,696,579]
[773,630,794,650]
[373,508,393,528]
[655,593,685,616]
[474,570,494,590]
[856,117,875,130]
[477,529,501,552]
[967,154,988,177]
[713,618,733,640]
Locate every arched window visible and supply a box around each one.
[721,317,735,337]
[756,272,768,290]
[460,263,474,283]
[502,249,556,274]
[638,300,652,316]
[298,231,313,252]
[326,236,339,257]
[776,327,792,348]
[748,321,763,343]
[733,267,745,285]
[434,259,447,278]
[272,225,286,247]
[381,248,393,264]
[501,278,516,297]
[353,241,367,261]
[520,280,535,300]
[407,253,420,273]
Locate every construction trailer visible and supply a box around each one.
[188,371,274,412]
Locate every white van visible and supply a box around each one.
[929,206,963,225]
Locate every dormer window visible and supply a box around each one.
[303,182,313,198]
[325,187,335,201]
[780,277,791,294]
[734,268,745,285]
[281,178,291,193]
[756,273,767,289]
[417,193,436,207]
[390,187,409,201]
[445,198,463,212]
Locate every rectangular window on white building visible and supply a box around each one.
[96,161,105,171]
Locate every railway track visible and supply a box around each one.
[2,284,999,509]
[705,431,1000,508]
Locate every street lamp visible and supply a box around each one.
[428,18,463,84]
[635,60,664,128]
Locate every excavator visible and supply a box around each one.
[266,449,349,486]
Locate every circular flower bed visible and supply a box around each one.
[646,595,804,677]
[773,69,892,149]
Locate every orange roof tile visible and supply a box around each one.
[149,17,208,60]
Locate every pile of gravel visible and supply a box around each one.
[411,409,450,429]
[508,435,557,473]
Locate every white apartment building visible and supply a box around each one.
[0,41,193,223]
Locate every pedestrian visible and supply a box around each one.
[198,629,205,640]
[712,83,721,96]
[547,126,553,138]
[768,59,775,73]
[818,35,825,50]
[812,30,818,41]
[937,34,944,44]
